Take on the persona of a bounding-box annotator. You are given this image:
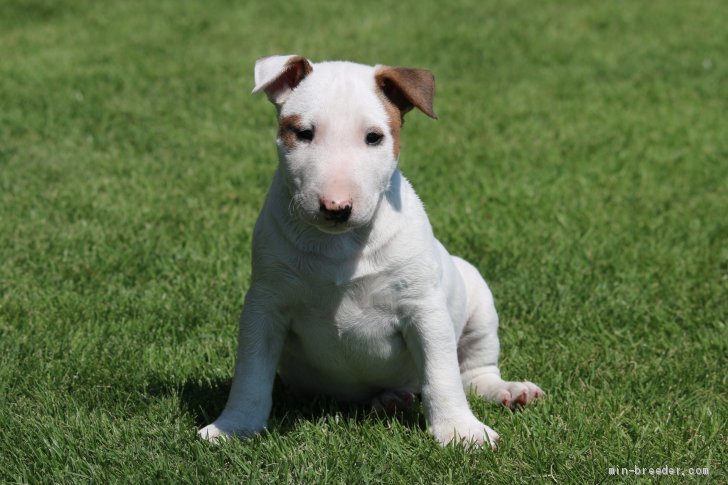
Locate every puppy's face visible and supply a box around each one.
[254,56,436,234]
[277,63,398,234]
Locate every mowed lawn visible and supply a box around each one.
[1,0,725,482]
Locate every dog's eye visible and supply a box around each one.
[365,131,383,146]
[295,128,314,142]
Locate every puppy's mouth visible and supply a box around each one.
[314,221,354,234]
[289,199,355,234]
[310,211,356,234]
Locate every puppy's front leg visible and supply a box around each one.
[404,302,499,448]
[198,286,287,443]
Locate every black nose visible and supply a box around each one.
[319,203,352,223]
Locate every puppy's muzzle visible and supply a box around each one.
[319,197,353,223]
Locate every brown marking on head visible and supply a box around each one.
[278,114,302,151]
[256,55,313,105]
[277,55,312,91]
[374,89,403,159]
[374,65,437,159]
[374,66,437,119]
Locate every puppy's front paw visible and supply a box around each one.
[197,423,229,444]
[431,417,499,449]
[197,417,263,444]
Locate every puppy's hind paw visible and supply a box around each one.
[498,380,544,409]
[467,373,544,409]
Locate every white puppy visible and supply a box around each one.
[198,55,543,448]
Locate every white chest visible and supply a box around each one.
[277,273,420,399]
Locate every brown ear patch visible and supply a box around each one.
[261,56,313,104]
[282,55,313,88]
[374,66,437,119]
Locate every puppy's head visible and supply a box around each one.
[253,55,436,234]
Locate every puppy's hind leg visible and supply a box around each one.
[370,389,416,416]
[453,257,544,409]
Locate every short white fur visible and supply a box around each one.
[199,55,543,448]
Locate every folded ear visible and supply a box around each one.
[374,65,437,119]
[252,55,313,104]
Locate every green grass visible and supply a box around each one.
[1,0,726,482]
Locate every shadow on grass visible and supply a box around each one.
[174,375,426,436]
